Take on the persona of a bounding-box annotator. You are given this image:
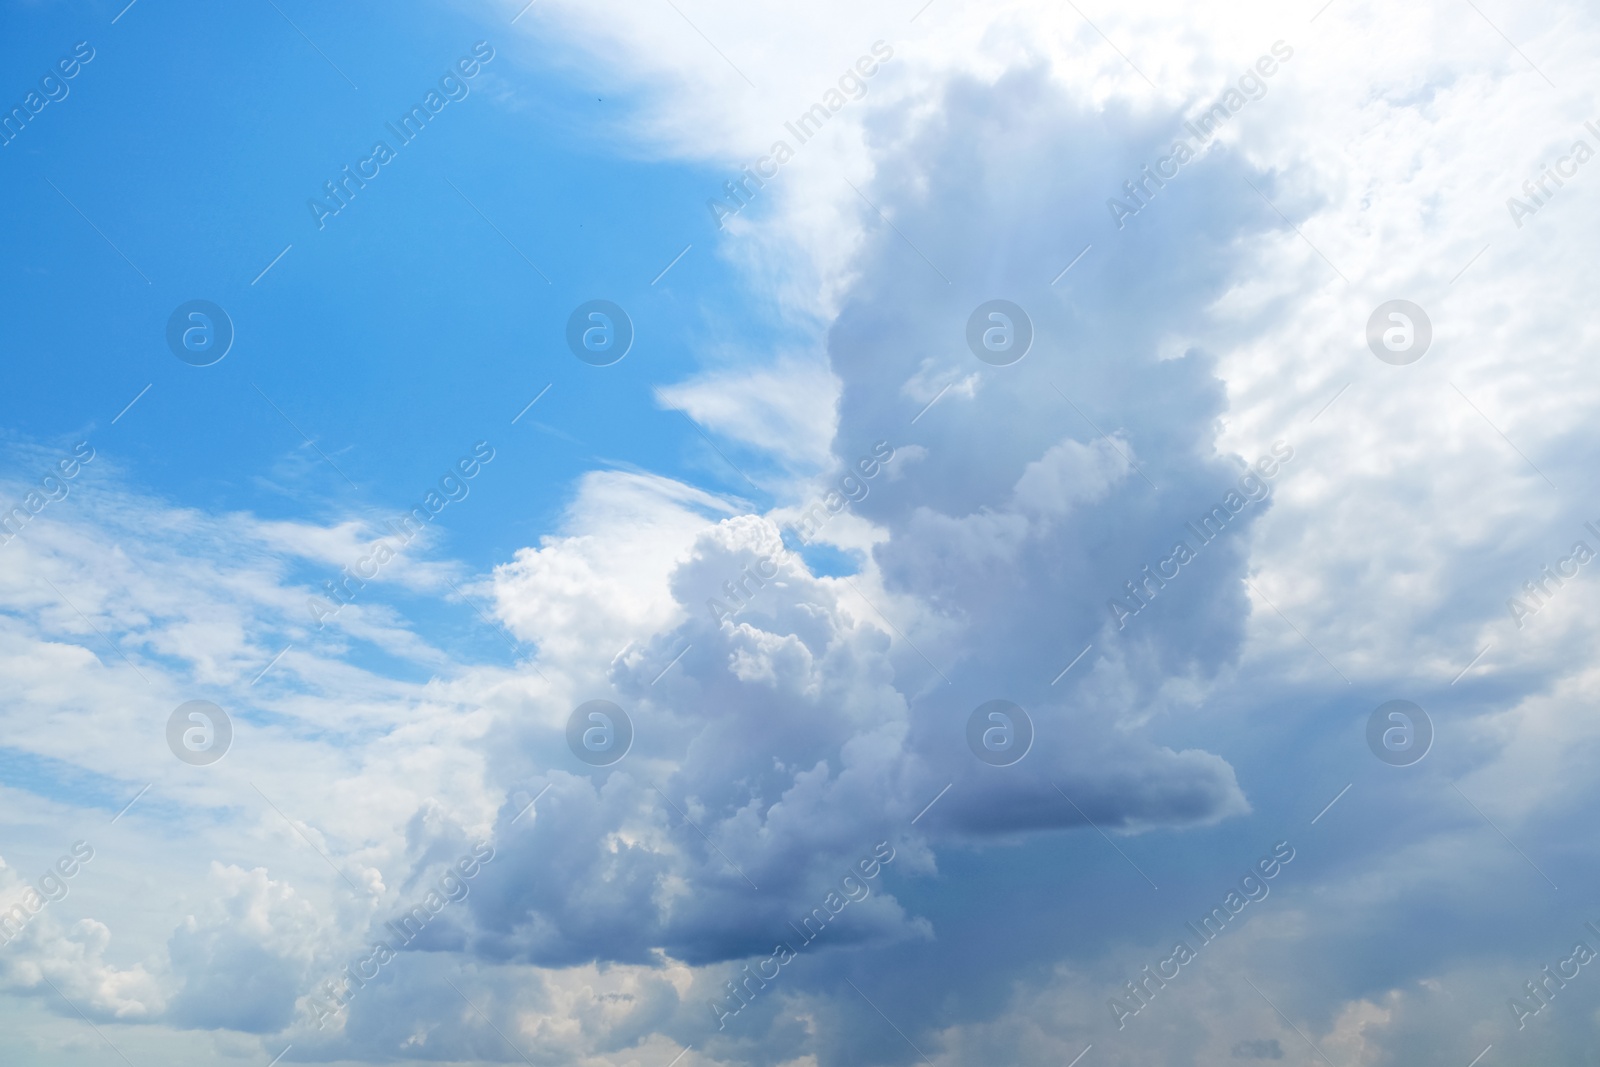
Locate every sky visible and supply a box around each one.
[1,0,1599,1064]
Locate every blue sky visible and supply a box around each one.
[3,0,1600,1066]
[2,0,792,576]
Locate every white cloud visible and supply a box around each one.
[9,0,1600,1062]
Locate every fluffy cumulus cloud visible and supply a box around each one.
[7,0,1600,1064]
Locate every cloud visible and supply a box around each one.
[9,0,1600,1064]
[166,865,324,1033]
[655,354,842,475]
[490,469,742,671]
